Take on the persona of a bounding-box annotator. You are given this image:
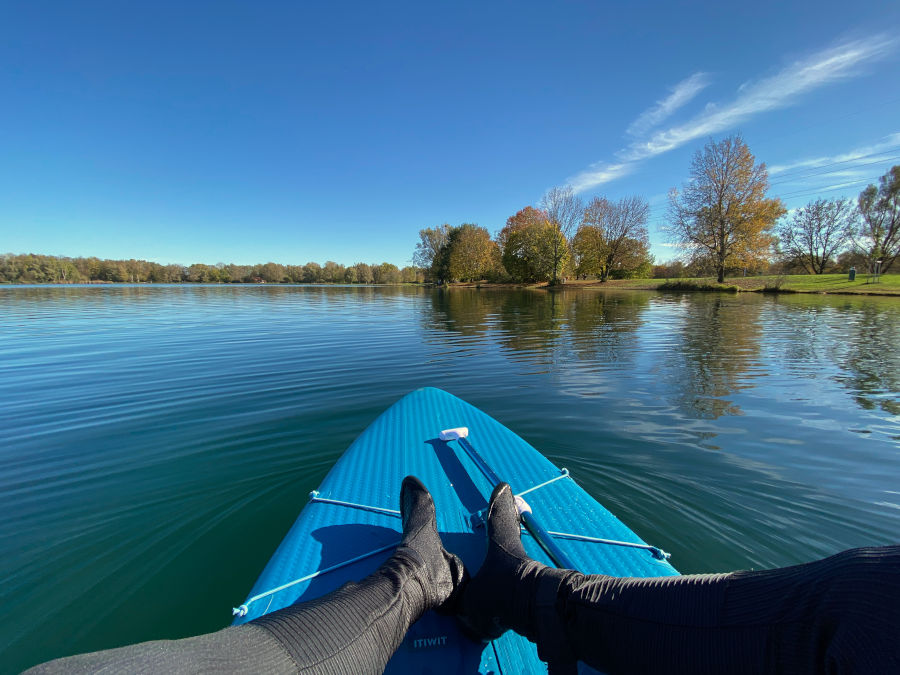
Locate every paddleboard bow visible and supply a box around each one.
[232,387,678,673]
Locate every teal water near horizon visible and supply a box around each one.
[1,284,899,672]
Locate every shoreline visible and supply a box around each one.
[447,274,900,297]
[4,275,898,297]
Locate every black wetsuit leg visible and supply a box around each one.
[558,545,900,674]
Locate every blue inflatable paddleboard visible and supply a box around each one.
[232,387,678,673]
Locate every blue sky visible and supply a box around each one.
[2,1,899,266]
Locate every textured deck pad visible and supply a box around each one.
[233,388,678,673]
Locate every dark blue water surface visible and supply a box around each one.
[1,285,898,671]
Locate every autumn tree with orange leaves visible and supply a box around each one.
[666,136,784,282]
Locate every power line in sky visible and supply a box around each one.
[769,150,900,185]
[776,176,881,200]
[752,96,900,147]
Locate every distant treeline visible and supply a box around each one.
[0,254,426,285]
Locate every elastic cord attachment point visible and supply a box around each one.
[650,547,671,560]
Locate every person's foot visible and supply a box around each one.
[397,476,468,613]
[457,482,544,640]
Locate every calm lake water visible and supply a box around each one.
[2,284,899,671]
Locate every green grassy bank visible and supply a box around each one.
[561,273,900,296]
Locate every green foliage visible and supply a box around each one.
[0,253,418,285]
[497,208,572,283]
[500,221,546,283]
[353,262,374,284]
[301,262,322,283]
[572,224,605,278]
[611,258,653,280]
[373,262,401,284]
[418,223,501,284]
[414,224,452,283]
[575,231,652,281]
[574,196,651,282]
[445,224,498,282]
[321,261,344,283]
[400,266,425,283]
[524,221,570,283]
[657,280,740,292]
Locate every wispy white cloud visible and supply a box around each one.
[568,162,634,194]
[623,36,897,163]
[567,34,898,194]
[626,72,710,137]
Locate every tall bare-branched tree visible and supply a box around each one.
[854,165,900,273]
[666,136,784,283]
[574,196,650,281]
[777,198,855,274]
[540,186,583,284]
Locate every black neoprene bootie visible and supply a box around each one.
[458,483,578,639]
[458,483,580,672]
[396,475,468,614]
[457,482,534,639]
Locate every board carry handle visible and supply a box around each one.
[439,427,577,570]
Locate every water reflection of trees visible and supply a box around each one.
[422,288,506,338]
[565,292,651,364]
[841,306,900,416]
[773,295,900,416]
[422,288,652,373]
[0,283,421,310]
[664,294,765,419]
[665,292,900,419]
